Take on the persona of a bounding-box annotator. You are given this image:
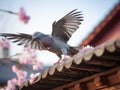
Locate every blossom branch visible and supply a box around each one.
[0,7,30,24]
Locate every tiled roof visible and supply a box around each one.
[19,37,120,90]
[81,3,120,46]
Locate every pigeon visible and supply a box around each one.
[0,9,83,64]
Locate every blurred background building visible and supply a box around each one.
[81,3,120,46]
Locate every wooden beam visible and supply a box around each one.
[36,80,63,85]
[84,60,117,67]
[47,76,74,82]
[55,72,84,78]
[94,77,102,87]
[63,83,82,90]
[52,67,120,90]
[100,54,120,61]
[74,84,81,90]
[93,76,109,89]
[70,65,103,72]
[57,68,91,77]
[117,70,120,79]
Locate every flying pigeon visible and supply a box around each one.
[0,9,83,64]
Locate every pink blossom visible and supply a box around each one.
[19,47,43,70]
[29,73,40,84]
[12,65,27,78]
[12,65,19,73]
[12,65,27,86]
[24,47,37,58]
[19,53,36,65]
[19,57,28,64]
[19,7,30,24]
[33,61,43,70]
[23,46,32,52]
[0,39,4,46]
[16,70,27,79]
[79,45,94,54]
[3,39,10,48]
[6,46,43,89]
[0,38,10,48]
[17,77,26,86]
[0,88,5,90]
[19,57,33,64]
[19,47,36,64]
[7,78,17,90]
[0,8,30,24]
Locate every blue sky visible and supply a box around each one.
[0,0,119,65]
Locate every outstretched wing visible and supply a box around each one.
[52,9,83,42]
[0,33,45,50]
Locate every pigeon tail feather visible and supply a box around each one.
[69,46,79,56]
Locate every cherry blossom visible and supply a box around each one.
[6,78,17,90]
[19,47,43,70]
[33,61,43,70]
[79,45,94,53]
[17,77,26,86]
[0,38,10,48]
[11,65,27,87]
[19,47,36,64]
[0,39,42,90]
[18,7,30,24]
[29,73,40,84]
[16,70,27,80]
[4,47,43,89]
[12,64,20,73]
[0,7,30,24]
[0,88,5,90]
[12,65,27,79]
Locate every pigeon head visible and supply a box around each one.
[32,31,44,40]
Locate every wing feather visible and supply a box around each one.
[52,9,83,42]
[0,33,45,50]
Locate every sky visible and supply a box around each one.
[0,0,119,65]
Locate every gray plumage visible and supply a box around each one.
[0,9,83,60]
